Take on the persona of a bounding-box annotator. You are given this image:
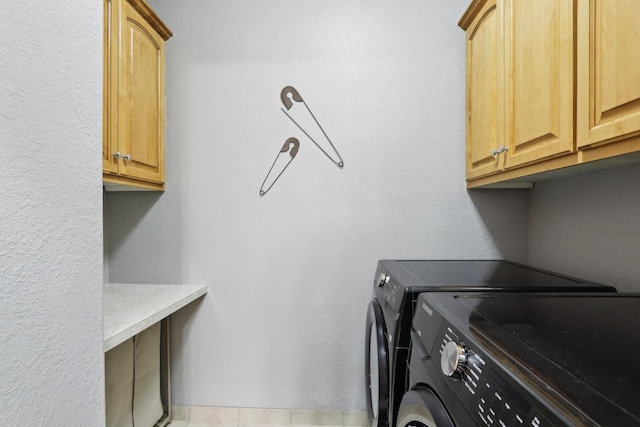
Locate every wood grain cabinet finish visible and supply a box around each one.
[460,0,640,188]
[463,0,504,180]
[103,0,172,191]
[502,0,575,169]
[577,0,640,149]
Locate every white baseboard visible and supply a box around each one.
[171,406,367,427]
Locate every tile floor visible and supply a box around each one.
[167,406,368,427]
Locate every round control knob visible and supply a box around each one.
[441,341,467,380]
[377,273,390,288]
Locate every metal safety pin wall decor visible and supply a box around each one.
[259,86,343,196]
[259,137,300,196]
[280,86,344,168]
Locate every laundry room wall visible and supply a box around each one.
[105,0,530,410]
[0,1,104,424]
[528,164,640,292]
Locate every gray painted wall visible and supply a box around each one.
[106,0,529,410]
[529,163,640,292]
[0,1,104,424]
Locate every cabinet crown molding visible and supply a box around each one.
[126,0,173,40]
[459,0,489,30]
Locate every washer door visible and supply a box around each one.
[396,385,454,427]
[366,299,389,427]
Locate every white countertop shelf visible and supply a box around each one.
[104,283,208,352]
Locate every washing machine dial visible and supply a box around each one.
[441,341,468,380]
[377,273,390,288]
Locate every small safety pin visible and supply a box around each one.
[259,137,300,196]
[280,86,344,168]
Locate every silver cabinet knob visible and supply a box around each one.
[123,154,131,161]
[113,151,122,159]
[491,146,509,157]
[441,341,467,380]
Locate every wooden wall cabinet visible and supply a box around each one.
[463,0,504,180]
[502,0,575,169]
[576,0,640,149]
[103,0,172,191]
[460,0,640,188]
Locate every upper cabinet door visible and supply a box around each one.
[577,0,640,148]
[464,0,504,180]
[503,0,575,168]
[103,0,118,175]
[118,0,166,184]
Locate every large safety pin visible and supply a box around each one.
[259,137,300,196]
[280,86,344,168]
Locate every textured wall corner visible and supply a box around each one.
[529,164,640,291]
[0,1,104,424]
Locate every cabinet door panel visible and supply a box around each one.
[504,0,574,168]
[466,0,502,180]
[119,1,165,183]
[577,0,640,148]
[103,0,118,175]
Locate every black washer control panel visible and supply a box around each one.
[437,324,557,427]
[373,264,405,313]
[413,296,566,427]
[380,276,402,306]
